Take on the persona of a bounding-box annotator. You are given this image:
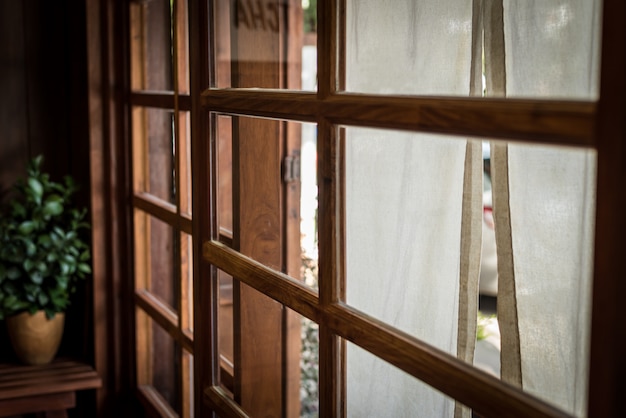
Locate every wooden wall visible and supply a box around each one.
[0,0,92,365]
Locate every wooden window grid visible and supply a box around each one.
[121,0,626,417]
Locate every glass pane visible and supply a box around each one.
[217,115,233,237]
[344,0,472,95]
[130,0,173,91]
[300,314,319,417]
[181,232,193,333]
[213,0,316,90]
[344,1,600,100]
[179,112,192,215]
[492,142,596,416]
[218,268,234,376]
[134,211,177,311]
[215,114,319,290]
[503,0,601,99]
[183,349,194,418]
[176,0,190,94]
[344,126,466,355]
[132,107,176,204]
[136,310,180,410]
[346,342,463,417]
[301,122,318,267]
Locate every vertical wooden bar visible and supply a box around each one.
[191,0,217,416]
[588,0,626,416]
[317,1,344,416]
[283,2,304,416]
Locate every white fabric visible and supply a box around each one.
[501,1,600,415]
[345,1,472,416]
[345,0,472,95]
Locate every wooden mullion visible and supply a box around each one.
[317,0,339,97]
[201,89,317,121]
[135,289,194,354]
[201,90,595,148]
[204,236,574,417]
[130,91,192,110]
[204,386,250,418]
[203,240,319,321]
[190,1,216,417]
[317,119,342,417]
[133,193,193,234]
[135,289,178,331]
[324,303,569,418]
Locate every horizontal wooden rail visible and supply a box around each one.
[130,90,191,111]
[204,386,250,418]
[203,239,572,418]
[325,303,570,418]
[135,289,194,353]
[133,192,193,234]
[202,240,320,322]
[201,89,596,148]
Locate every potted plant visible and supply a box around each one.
[0,156,91,365]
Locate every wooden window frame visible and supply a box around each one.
[87,0,626,416]
[191,1,625,417]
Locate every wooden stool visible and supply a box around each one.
[0,359,101,417]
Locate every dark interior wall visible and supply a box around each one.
[0,0,91,363]
[0,0,89,190]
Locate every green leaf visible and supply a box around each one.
[36,261,47,272]
[28,178,43,202]
[38,234,52,247]
[23,259,35,272]
[30,271,43,284]
[43,196,64,217]
[60,261,71,276]
[77,263,92,275]
[18,221,36,235]
[11,202,26,218]
[25,239,37,256]
[7,268,21,280]
[57,275,69,290]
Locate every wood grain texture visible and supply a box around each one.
[201,89,595,148]
[135,290,194,353]
[133,192,193,234]
[0,360,101,400]
[130,91,192,111]
[204,386,250,418]
[137,385,178,418]
[203,237,576,417]
[204,240,319,321]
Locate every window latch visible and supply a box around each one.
[283,152,301,183]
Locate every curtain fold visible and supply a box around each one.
[495,1,601,415]
[345,1,472,416]
[344,0,599,416]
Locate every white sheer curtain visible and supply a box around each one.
[344,0,599,417]
[496,1,601,416]
[345,1,473,417]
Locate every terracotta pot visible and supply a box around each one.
[6,311,65,365]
